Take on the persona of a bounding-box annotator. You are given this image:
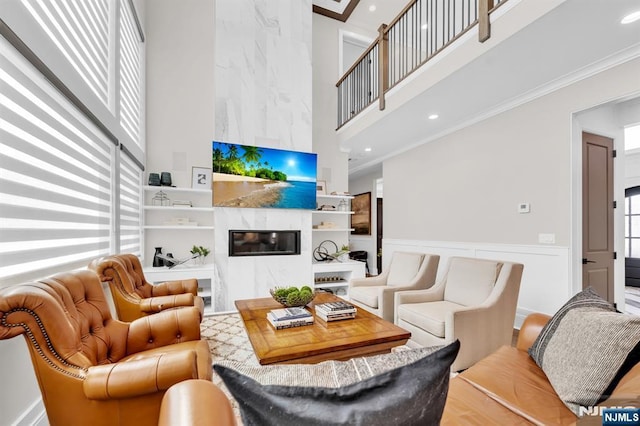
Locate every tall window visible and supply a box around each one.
[119,0,143,146]
[119,149,143,255]
[21,0,110,105]
[0,0,145,285]
[626,187,640,259]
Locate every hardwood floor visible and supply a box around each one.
[625,286,640,316]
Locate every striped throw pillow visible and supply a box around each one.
[529,287,640,415]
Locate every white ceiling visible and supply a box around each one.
[338,0,640,177]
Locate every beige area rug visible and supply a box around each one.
[200,313,257,420]
[200,313,416,422]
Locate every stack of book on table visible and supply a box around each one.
[315,301,357,322]
[267,307,314,330]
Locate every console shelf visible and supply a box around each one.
[312,260,366,298]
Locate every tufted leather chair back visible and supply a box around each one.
[94,253,153,298]
[0,269,211,426]
[89,254,203,322]
[0,271,131,425]
[0,270,129,372]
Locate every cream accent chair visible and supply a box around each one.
[395,257,524,371]
[349,252,440,322]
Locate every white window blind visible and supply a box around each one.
[119,149,142,255]
[20,0,110,105]
[119,0,142,145]
[0,37,113,285]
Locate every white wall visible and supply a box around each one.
[0,339,44,425]
[145,0,216,263]
[627,151,640,189]
[620,98,640,189]
[383,58,640,317]
[312,13,350,194]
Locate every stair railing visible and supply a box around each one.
[336,0,507,129]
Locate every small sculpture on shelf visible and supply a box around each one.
[152,247,164,267]
[152,190,171,206]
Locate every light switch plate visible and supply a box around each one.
[539,233,556,244]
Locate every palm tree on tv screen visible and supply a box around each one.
[241,145,263,166]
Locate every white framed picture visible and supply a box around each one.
[192,167,212,190]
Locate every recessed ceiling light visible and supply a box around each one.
[369,5,377,12]
[428,114,439,120]
[364,147,372,152]
[621,11,640,24]
[421,24,428,30]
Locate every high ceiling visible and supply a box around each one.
[336,0,640,177]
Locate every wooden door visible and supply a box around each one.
[582,132,615,303]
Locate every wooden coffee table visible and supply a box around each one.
[235,292,411,365]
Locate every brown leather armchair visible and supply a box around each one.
[89,253,205,322]
[0,270,212,426]
[159,380,237,426]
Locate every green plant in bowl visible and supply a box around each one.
[270,286,316,307]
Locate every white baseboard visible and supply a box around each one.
[12,397,46,426]
[514,307,537,330]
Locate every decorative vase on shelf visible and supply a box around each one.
[160,172,172,186]
[153,247,163,267]
[148,173,161,186]
[164,253,174,267]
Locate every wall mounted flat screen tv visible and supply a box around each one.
[212,141,317,210]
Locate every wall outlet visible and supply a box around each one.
[518,202,530,213]
[538,233,556,244]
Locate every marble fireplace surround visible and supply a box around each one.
[213,0,314,313]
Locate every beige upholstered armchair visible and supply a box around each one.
[89,253,204,322]
[0,270,212,426]
[349,252,440,322]
[395,257,524,371]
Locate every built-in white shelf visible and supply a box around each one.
[312,193,353,259]
[312,210,354,215]
[143,185,212,194]
[312,260,366,297]
[144,225,215,230]
[144,206,215,212]
[313,282,347,289]
[317,194,354,200]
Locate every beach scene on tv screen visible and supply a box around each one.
[212,141,317,209]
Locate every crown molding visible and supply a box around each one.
[313,0,360,22]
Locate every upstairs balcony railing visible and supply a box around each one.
[336,0,508,129]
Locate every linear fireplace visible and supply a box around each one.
[229,230,301,257]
